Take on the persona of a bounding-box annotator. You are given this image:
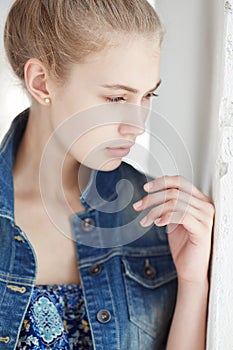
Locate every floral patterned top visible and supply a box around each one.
[16,284,93,349]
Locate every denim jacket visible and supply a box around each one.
[0,110,177,350]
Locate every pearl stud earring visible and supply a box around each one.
[44,97,51,104]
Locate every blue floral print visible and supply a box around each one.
[33,296,63,343]
[16,284,93,349]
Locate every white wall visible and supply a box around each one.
[153,2,233,350]
[206,0,233,348]
[150,0,223,193]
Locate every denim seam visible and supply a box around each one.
[76,271,96,350]
[78,272,98,350]
[0,277,34,286]
[14,283,35,349]
[9,225,38,281]
[79,248,172,267]
[0,212,14,221]
[0,271,35,282]
[105,268,121,350]
[125,270,177,289]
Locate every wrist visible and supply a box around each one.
[177,277,209,296]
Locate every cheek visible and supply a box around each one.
[68,125,121,169]
[49,94,95,130]
[51,81,105,124]
[78,125,119,148]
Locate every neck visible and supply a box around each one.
[13,106,90,207]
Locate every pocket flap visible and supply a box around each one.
[122,254,177,289]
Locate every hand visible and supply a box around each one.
[133,175,215,283]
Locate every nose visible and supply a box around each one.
[118,108,147,136]
[116,102,149,137]
[118,123,145,136]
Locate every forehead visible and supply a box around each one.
[68,37,161,90]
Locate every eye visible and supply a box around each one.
[143,92,159,100]
[106,96,126,103]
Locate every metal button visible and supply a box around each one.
[143,259,156,279]
[144,265,156,279]
[97,309,111,323]
[81,218,95,232]
[89,264,102,275]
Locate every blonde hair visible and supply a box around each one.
[4,0,164,84]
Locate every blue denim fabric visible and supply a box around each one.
[0,109,177,350]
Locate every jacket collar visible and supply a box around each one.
[0,109,29,220]
[80,163,122,211]
[0,109,122,220]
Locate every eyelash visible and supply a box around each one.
[146,92,159,99]
[106,93,159,103]
[106,97,126,103]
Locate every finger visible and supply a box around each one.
[158,211,212,240]
[139,199,206,227]
[133,188,213,215]
[144,175,211,202]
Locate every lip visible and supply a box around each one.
[106,146,132,158]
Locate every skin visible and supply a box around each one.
[13,35,214,350]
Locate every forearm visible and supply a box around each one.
[166,279,209,350]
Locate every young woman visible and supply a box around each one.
[0,1,214,349]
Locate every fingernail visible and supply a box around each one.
[140,216,148,226]
[144,182,153,191]
[133,200,142,209]
[154,217,161,225]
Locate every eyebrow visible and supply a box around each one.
[100,79,162,94]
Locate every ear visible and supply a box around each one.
[24,58,51,106]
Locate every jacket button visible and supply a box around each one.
[143,259,156,279]
[97,309,111,323]
[89,264,101,275]
[144,265,156,279]
[81,218,95,232]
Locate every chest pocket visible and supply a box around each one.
[121,253,177,341]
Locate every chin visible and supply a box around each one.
[98,158,122,172]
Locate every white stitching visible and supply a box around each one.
[0,336,10,343]
[14,235,24,242]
